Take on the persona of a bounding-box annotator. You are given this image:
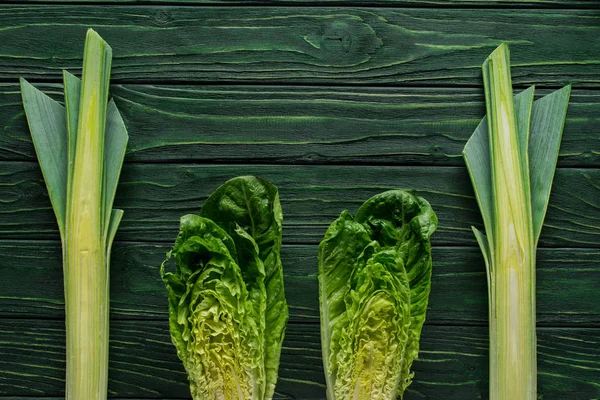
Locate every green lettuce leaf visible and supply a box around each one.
[161,176,287,400]
[319,190,437,400]
[200,176,288,399]
[356,190,437,395]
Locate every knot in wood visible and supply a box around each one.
[320,21,353,55]
[153,10,172,26]
[304,17,381,66]
[23,181,43,199]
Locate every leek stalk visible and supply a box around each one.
[463,44,570,400]
[20,29,128,399]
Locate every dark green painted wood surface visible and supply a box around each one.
[13,0,600,6]
[1,320,598,399]
[2,84,599,167]
[0,1,598,399]
[2,7,599,86]
[2,163,599,247]
[0,241,598,325]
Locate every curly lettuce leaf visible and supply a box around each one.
[161,215,265,399]
[200,176,288,399]
[319,211,373,399]
[162,176,287,400]
[335,243,411,399]
[319,190,437,400]
[356,190,437,395]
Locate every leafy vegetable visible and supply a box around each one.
[318,190,437,400]
[463,43,570,400]
[20,29,128,399]
[161,176,288,400]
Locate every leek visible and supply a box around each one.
[20,29,128,399]
[463,43,570,400]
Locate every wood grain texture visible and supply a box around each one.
[0,319,598,399]
[1,162,598,247]
[11,0,600,7]
[0,240,598,325]
[0,2,597,399]
[2,84,599,166]
[1,7,598,86]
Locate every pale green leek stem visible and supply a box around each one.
[484,44,536,400]
[64,30,112,400]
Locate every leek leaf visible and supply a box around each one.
[19,78,69,238]
[471,227,491,291]
[107,209,124,259]
[514,86,535,171]
[103,99,129,241]
[463,116,494,250]
[63,70,80,184]
[529,85,571,243]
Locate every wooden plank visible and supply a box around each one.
[2,84,599,167]
[0,241,598,325]
[12,0,600,7]
[1,162,598,247]
[1,7,598,86]
[0,319,598,399]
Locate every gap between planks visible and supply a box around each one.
[2,158,597,170]
[5,78,599,92]
[2,1,600,10]
[0,316,598,329]
[0,237,593,250]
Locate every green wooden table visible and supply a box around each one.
[1,1,599,399]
